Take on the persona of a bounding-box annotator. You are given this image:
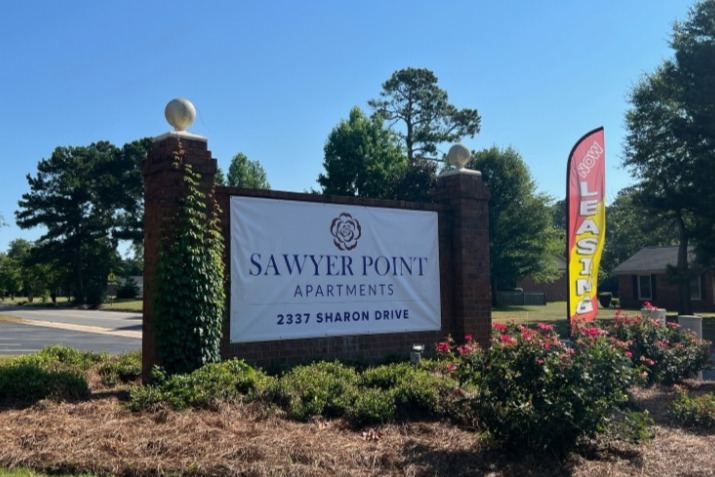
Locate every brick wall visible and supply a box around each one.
[519,274,568,302]
[143,136,491,372]
[432,173,492,347]
[618,273,715,313]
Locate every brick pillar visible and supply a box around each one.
[142,132,217,380]
[434,171,491,347]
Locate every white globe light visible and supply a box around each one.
[446,144,471,169]
[164,98,196,131]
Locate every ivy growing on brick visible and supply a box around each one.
[152,141,225,375]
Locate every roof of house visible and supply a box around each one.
[612,246,694,275]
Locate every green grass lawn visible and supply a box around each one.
[98,298,142,312]
[492,301,626,322]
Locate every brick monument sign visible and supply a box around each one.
[142,99,490,377]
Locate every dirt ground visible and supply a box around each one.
[0,382,714,477]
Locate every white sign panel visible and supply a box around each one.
[230,196,441,343]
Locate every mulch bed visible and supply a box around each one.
[1,382,714,476]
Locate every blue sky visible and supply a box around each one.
[0,1,692,254]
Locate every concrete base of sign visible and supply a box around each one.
[678,315,704,380]
[642,308,667,324]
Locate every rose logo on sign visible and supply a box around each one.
[330,213,362,251]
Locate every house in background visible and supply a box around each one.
[517,255,568,303]
[612,246,714,312]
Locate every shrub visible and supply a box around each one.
[360,362,457,419]
[98,351,142,386]
[86,278,107,309]
[347,388,396,426]
[670,387,715,430]
[14,344,106,373]
[116,277,139,299]
[606,311,712,384]
[360,362,415,389]
[269,361,358,421]
[440,323,642,456]
[127,359,265,411]
[0,347,97,405]
[598,407,655,444]
[126,381,165,411]
[0,364,89,405]
[399,371,456,417]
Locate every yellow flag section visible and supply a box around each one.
[566,127,605,324]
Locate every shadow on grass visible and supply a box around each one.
[88,389,131,402]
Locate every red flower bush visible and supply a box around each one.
[606,310,711,384]
[437,322,640,455]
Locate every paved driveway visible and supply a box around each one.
[0,321,140,355]
[0,306,141,355]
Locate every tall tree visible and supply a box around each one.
[15,139,149,306]
[673,0,715,270]
[391,156,438,203]
[121,242,144,276]
[550,199,566,231]
[227,152,270,189]
[368,67,481,162]
[215,167,227,186]
[601,187,677,276]
[318,107,406,199]
[548,198,567,258]
[5,239,53,301]
[366,67,481,202]
[0,252,21,299]
[469,147,561,302]
[623,0,715,314]
[110,138,152,243]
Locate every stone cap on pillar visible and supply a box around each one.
[154,98,207,143]
[440,143,481,177]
